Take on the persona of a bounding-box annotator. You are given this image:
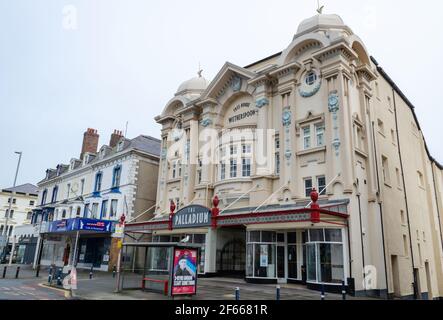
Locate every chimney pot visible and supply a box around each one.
[80,128,99,160]
[109,129,124,148]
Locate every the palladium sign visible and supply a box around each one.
[173,205,212,229]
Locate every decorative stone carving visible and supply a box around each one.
[231,76,242,92]
[200,118,213,127]
[328,91,341,157]
[299,70,322,98]
[328,91,340,112]
[256,97,269,109]
[299,81,321,98]
[282,109,292,127]
[171,128,184,142]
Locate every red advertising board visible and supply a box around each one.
[171,248,198,296]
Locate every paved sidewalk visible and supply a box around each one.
[69,271,374,300]
[0,264,43,280]
[1,264,377,300]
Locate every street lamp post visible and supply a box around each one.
[1,152,22,263]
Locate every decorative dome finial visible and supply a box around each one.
[316,0,324,14]
[198,62,203,78]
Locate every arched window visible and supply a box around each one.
[41,189,48,205]
[51,186,58,203]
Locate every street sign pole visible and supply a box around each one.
[114,214,126,293]
[1,152,22,263]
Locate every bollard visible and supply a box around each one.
[320,284,325,300]
[235,287,240,300]
[2,266,6,279]
[57,268,62,286]
[276,285,281,301]
[15,266,20,279]
[36,265,40,278]
[48,266,53,283]
[89,265,94,279]
[341,281,346,300]
[112,265,116,278]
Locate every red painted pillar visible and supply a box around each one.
[211,195,220,230]
[168,200,176,231]
[310,188,320,224]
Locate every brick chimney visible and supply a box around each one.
[109,130,124,148]
[80,128,99,160]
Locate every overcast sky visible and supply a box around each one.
[0,0,442,188]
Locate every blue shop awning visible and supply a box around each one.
[45,218,114,234]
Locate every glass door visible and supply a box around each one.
[276,233,286,283]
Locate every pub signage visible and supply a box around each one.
[173,205,212,229]
[228,102,257,124]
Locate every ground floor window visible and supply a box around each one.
[246,229,345,284]
[246,231,277,278]
[152,233,206,274]
[306,229,344,284]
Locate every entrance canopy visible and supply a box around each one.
[124,200,350,235]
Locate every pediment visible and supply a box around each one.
[201,62,256,101]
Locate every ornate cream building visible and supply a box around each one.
[125,13,443,299]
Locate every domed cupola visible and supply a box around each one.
[294,13,352,40]
[175,71,209,97]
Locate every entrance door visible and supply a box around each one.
[219,238,245,276]
[276,233,286,283]
[63,244,70,266]
[277,246,286,282]
[391,255,401,298]
[425,262,433,300]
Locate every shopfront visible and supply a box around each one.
[245,228,346,288]
[125,197,350,291]
[40,217,116,271]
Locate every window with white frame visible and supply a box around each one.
[230,160,237,178]
[230,144,237,156]
[315,123,325,147]
[317,176,326,195]
[175,198,180,211]
[112,165,122,188]
[242,144,251,154]
[242,158,251,177]
[220,162,226,180]
[91,203,99,219]
[172,161,177,179]
[304,178,313,197]
[110,200,118,219]
[303,127,311,149]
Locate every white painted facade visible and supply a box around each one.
[0,186,37,242]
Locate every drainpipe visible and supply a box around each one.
[346,219,352,284]
[371,120,390,298]
[430,164,443,252]
[356,192,366,293]
[392,89,418,299]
